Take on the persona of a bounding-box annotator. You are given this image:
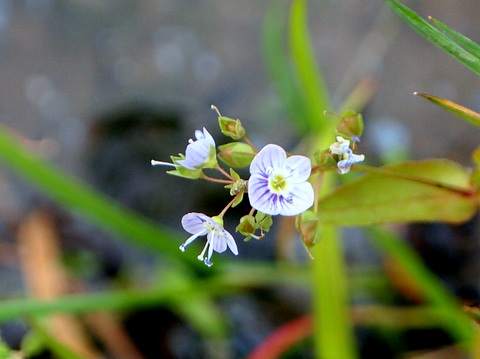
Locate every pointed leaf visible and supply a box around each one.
[429,16,480,60]
[386,0,480,75]
[415,92,480,127]
[317,159,477,225]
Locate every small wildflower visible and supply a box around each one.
[180,213,238,267]
[248,144,314,216]
[337,151,365,174]
[329,136,365,174]
[177,128,217,170]
[329,136,351,155]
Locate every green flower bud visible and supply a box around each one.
[236,212,272,241]
[218,142,256,168]
[218,116,246,140]
[295,210,318,247]
[336,110,364,138]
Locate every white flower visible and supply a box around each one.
[329,136,365,174]
[180,212,238,267]
[329,136,350,155]
[176,128,217,170]
[248,144,314,216]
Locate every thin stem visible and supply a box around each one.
[312,172,324,213]
[216,165,234,180]
[242,135,259,153]
[218,193,243,218]
[201,173,233,184]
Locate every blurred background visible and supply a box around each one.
[0,0,479,358]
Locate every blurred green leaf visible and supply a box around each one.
[28,318,85,359]
[414,92,480,127]
[0,124,209,270]
[262,0,310,133]
[312,226,358,359]
[386,0,480,75]
[317,159,477,225]
[162,270,227,339]
[368,227,475,346]
[289,0,331,133]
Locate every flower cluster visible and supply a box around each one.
[152,107,366,266]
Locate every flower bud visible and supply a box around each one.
[236,212,272,241]
[336,110,364,138]
[236,215,257,241]
[218,116,246,140]
[296,210,318,247]
[218,142,256,168]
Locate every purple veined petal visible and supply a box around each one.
[181,212,210,234]
[248,174,282,215]
[250,144,286,176]
[278,182,314,216]
[208,231,227,253]
[177,141,210,170]
[283,155,312,183]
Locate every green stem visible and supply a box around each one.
[312,225,357,359]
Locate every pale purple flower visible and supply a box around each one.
[329,136,365,174]
[176,128,217,170]
[248,144,314,216]
[180,212,238,267]
[337,151,365,174]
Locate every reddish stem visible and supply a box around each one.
[246,315,313,359]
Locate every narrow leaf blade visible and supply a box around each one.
[429,16,480,60]
[415,92,480,127]
[386,0,480,75]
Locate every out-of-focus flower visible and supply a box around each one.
[329,136,350,155]
[180,212,238,267]
[248,144,314,216]
[329,136,365,174]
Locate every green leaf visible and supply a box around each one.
[317,159,477,225]
[368,227,475,346]
[414,92,480,127]
[289,0,331,132]
[429,16,480,60]
[0,124,209,270]
[262,0,310,134]
[386,0,480,75]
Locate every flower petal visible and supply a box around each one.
[283,155,312,183]
[224,232,239,255]
[208,231,227,253]
[250,144,286,176]
[248,174,282,215]
[181,212,210,234]
[278,182,314,216]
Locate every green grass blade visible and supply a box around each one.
[312,225,358,359]
[28,318,85,359]
[0,124,205,270]
[289,0,332,133]
[262,0,311,134]
[429,16,480,60]
[386,0,480,75]
[368,227,474,347]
